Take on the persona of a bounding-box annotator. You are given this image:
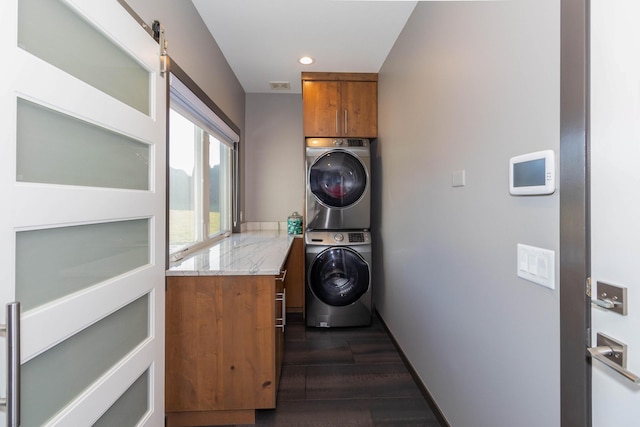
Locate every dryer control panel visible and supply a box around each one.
[306,137,369,148]
[306,230,371,246]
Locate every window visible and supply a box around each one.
[169,73,238,257]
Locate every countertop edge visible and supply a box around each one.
[166,232,300,276]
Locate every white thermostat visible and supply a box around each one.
[509,150,555,195]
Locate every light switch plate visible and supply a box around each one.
[517,244,555,289]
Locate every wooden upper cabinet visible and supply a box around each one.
[302,72,378,138]
[303,80,340,136]
[341,80,377,137]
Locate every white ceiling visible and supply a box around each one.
[192,0,418,94]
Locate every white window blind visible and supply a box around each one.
[169,73,239,146]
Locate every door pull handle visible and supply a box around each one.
[592,281,627,315]
[0,302,20,427]
[591,298,622,310]
[588,333,640,384]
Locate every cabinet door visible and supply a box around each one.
[165,275,277,413]
[342,80,378,137]
[303,80,340,136]
[284,237,305,313]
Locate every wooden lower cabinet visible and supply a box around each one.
[165,273,284,426]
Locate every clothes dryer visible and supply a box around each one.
[305,138,370,230]
[306,230,372,327]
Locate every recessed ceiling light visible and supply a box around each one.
[299,56,314,65]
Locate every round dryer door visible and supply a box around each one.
[309,247,370,307]
[309,151,367,208]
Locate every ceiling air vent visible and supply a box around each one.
[269,81,291,90]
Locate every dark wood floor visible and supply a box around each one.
[239,312,442,427]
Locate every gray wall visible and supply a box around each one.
[374,1,561,426]
[245,93,304,222]
[125,0,247,223]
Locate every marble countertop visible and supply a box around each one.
[166,230,299,276]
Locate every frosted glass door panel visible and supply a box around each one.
[93,370,149,427]
[16,219,149,311]
[17,0,150,115]
[17,99,150,190]
[21,295,149,427]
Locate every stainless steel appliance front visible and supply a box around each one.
[305,138,371,231]
[305,230,372,327]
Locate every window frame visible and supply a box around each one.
[167,64,240,261]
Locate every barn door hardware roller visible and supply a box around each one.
[153,20,169,76]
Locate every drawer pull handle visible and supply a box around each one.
[276,270,287,282]
[276,290,286,331]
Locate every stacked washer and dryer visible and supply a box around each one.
[305,138,372,327]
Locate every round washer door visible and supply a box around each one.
[309,151,367,208]
[309,247,370,307]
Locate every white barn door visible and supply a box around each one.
[0,0,166,425]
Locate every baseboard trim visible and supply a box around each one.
[374,310,451,427]
[165,409,255,426]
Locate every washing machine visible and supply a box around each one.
[306,230,372,327]
[305,138,370,231]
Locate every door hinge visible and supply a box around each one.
[586,276,592,297]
